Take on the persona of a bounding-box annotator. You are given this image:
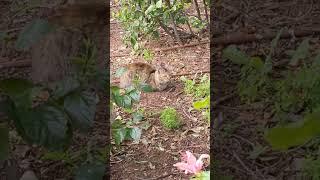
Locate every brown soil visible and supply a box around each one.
[110,2,210,180]
[212,0,320,179]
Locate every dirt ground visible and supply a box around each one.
[109,3,210,180]
[212,0,320,179]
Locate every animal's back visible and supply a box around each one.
[119,62,155,89]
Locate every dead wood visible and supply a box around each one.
[0,59,31,69]
[213,28,320,46]
[155,40,209,52]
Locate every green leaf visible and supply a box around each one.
[249,57,264,70]
[222,45,250,65]
[112,128,126,145]
[14,104,69,151]
[193,96,210,110]
[111,119,124,130]
[115,67,127,78]
[289,38,310,66]
[15,19,55,51]
[51,77,80,99]
[74,162,105,180]
[123,95,132,109]
[145,4,155,15]
[128,127,141,141]
[192,171,210,180]
[128,89,140,102]
[63,91,97,132]
[0,78,34,108]
[0,123,9,160]
[140,83,154,92]
[265,108,320,150]
[132,111,143,122]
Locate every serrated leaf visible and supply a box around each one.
[132,111,143,122]
[15,19,55,51]
[123,95,132,109]
[222,45,250,65]
[128,127,142,141]
[0,78,34,108]
[265,108,320,150]
[14,104,69,151]
[74,162,105,180]
[63,91,97,132]
[289,38,310,66]
[128,89,140,102]
[0,123,9,160]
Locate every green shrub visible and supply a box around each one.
[160,107,180,129]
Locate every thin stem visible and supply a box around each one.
[202,0,209,22]
[193,0,202,21]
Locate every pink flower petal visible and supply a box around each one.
[174,151,210,175]
[185,151,197,165]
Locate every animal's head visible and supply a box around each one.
[154,62,171,90]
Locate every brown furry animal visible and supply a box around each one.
[119,62,171,91]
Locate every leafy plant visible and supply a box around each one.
[160,107,181,129]
[194,75,210,99]
[181,75,210,122]
[181,76,196,95]
[181,75,209,99]
[0,37,106,178]
[142,48,154,61]
[222,29,282,103]
[110,75,153,145]
[111,118,142,145]
[115,0,208,54]
[193,95,210,122]
[223,29,320,150]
